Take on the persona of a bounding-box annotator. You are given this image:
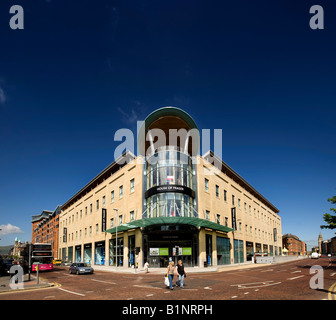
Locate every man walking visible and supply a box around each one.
[175,259,187,288]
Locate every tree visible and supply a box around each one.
[320,195,336,231]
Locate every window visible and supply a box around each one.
[90,226,92,236]
[130,210,135,221]
[110,218,114,228]
[102,196,106,207]
[224,190,227,202]
[238,199,241,208]
[119,185,123,199]
[206,210,210,220]
[119,215,123,225]
[205,178,209,192]
[85,207,87,216]
[224,217,228,227]
[96,200,99,210]
[96,224,98,234]
[216,185,219,198]
[217,214,220,224]
[90,204,92,214]
[85,228,87,237]
[232,195,235,206]
[130,179,135,193]
[111,190,114,203]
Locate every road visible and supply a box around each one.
[0,257,335,301]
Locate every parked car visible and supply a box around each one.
[69,263,94,275]
[311,252,319,259]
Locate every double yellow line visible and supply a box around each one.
[328,282,336,300]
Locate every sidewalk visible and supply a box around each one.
[0,273,55,294]
[93,261,261,274]
[93,256,307,274]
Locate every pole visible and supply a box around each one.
[36,263,40,285]
[113,209,118,271]
[28,243,31,281]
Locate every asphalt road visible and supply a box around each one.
[1,257,335,301]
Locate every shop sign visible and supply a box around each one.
[159,248,169,256]
[102,208,107,232]
[182,247,192,255]
[145,185,195,198]
[231,207,237,230]
[150,248,159,256]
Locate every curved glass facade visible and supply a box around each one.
[146,149,193,188]
[145,148,197,218]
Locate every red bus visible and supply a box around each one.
[31,243,53,272]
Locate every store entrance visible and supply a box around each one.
[143,224,198,267]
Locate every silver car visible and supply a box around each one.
[69,263,94,275]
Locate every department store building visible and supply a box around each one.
[58,107,282,268]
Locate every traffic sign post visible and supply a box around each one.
[34,262,41,284]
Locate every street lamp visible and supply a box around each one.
[113,208,118,271]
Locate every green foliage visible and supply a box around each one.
[321,195,336,230]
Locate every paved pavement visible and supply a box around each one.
[0,257,335,300]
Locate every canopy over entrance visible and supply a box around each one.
[105,217,234,234]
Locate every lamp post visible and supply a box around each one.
[113,208,118,271]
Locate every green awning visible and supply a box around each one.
[105,217,234,234]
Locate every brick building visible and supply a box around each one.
[282,233,306,256]
[31,206,61,259]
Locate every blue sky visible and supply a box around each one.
[0,0,335,249]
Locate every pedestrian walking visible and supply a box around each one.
[166,261,175,290]
[144,261,149,273]
[175,259,187,288]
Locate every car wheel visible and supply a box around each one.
[69,269,72,274]
[76,270,80,275]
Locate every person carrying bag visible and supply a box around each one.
[166,261,175,290]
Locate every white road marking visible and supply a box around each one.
[231,296,238,299]
[204,287,212,290]
[231,281,281,289]
[44,296,55,299]
[146,294,154,297]
[261,269,274,272]
[91,279,116,285]
[291,270,302,274]
[58,287,85,297]
[133,285,163,290]
[331,273,336,277]
[287,275,304,281]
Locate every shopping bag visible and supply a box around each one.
[164,276,169,287]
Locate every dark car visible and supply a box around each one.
[2,259,14,275]
[69,263,94,275]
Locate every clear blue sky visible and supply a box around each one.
[0,0,335,249]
